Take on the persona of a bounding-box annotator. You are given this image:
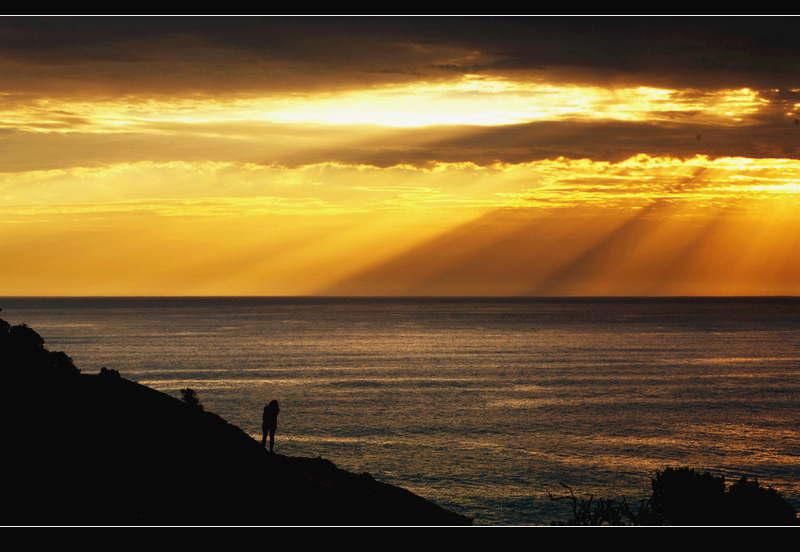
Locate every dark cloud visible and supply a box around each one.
[3,114,799,173]
[282,118,800,167]
[458,17,800,89]
[1,16,800,96]
[414,118,800,163]
[2,16,799,168]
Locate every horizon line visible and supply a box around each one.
[3,295,800,300]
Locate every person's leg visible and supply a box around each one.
[262,426,267,447]
[269,428,275,452]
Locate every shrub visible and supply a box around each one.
[726,475,798,526]
[1,317,80,377]
[547,483,653,526]
[99,366,121,378]
[8,323,45,350]
[550,467,798,526]
[180,387,204,411]
[650,467,728,525]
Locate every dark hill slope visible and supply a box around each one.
[1,317,471,526]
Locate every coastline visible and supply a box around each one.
[2,326,471,526]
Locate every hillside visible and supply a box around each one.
[1,315,472,526]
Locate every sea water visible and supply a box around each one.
[2,297,798,525]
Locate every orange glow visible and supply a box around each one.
[0,78,770,133]
[3,153,800,296]
[2,22,799,298]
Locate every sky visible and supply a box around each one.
[2,15,800,296]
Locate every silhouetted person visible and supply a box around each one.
[262,400,280,452]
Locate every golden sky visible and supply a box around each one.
[2,16,800,296]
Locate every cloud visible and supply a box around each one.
[1,83,796,174]
[4,16,800,296]
[2,17,799,175]
[2,17,800,97]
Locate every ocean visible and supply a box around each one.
[1,296,798,525]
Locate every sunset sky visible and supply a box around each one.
[3,16,800,296]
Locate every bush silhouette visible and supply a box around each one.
[726,475,798,525]
[180,387,204,411]
[1,316,80,378]
[551,466,798,525]
[650,467,728,525]
[651,467,797,525]
[99,366,121,378]
[547,483,654,526]
[9,323,45,350]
